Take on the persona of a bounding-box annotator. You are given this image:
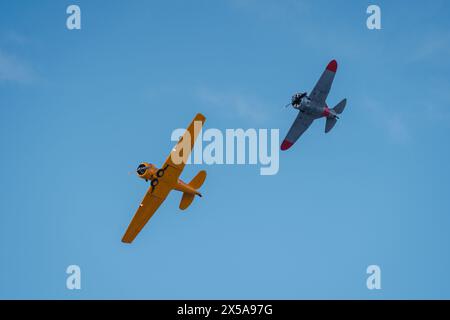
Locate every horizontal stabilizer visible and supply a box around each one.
[179,170,207,210]
[189,170,207,189]
[325,117,337,133]
[333,98,347,114]
[179,193,195,210]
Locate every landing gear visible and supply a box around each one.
[156,164,169,178]
[151,165,169,193]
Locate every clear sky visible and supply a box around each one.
[1,0,450,299]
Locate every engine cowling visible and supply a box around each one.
[136,162,156,181]
[291,92,307,106]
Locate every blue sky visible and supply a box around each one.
[1,0,450,299]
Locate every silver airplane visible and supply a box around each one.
[281,59,347,151]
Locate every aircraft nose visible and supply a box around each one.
[136,163,148,175]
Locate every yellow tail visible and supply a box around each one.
[179,170,207,210]
[189,170,206,189]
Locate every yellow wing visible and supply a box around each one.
[122,113,206,243]
[159,113,206,185]
[121,186,167,243]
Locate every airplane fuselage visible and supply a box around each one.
[294,96,336,120]
[173,178,201,196]
[136,162,200,196]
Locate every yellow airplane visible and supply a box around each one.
[122,113,207,243]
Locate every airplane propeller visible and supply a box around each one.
[136,165,152,174]
[129,165,152,176]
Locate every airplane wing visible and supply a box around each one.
[309,60,338,106]
[122,187,165,243]
[161,112,206,184]
[280,112,314,150]
[121,113,206,243]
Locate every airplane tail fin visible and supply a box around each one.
[179,170,207,210]
[332,98,347,114]
[325,99,347,133]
